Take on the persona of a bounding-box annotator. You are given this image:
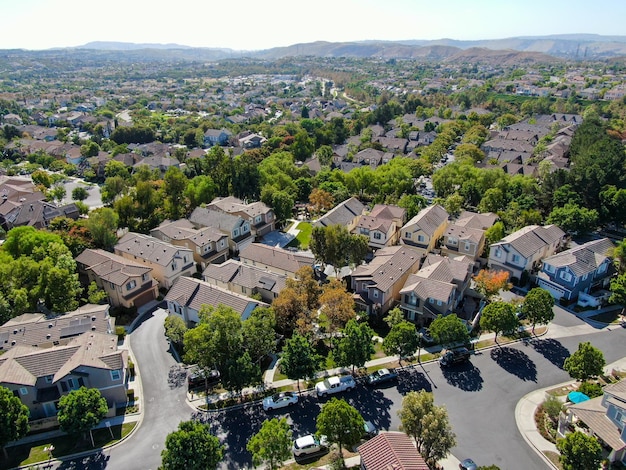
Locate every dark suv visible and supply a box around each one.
[439,347,471,367]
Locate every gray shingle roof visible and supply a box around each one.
[76,249,152,286]
[543,238,613,277]
[189,207,243,232]
[314,197,365,228]
[203,259,287,295]
[351,246,421,292]
[402,204,449,237]
[115,232,192,266]
[492,225,565,258]
[239,243,314,275]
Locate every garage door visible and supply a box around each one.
[133,289,157,308]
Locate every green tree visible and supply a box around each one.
[316,398,365,458]
[163,166,188,220]
[85,281,107,304]
[556,431,602,470]
[49,184,67,204]
[384,307,404,328]
[280,333,321,392]
[184,175,216,210]
[71,186,89,201]
[101,175,128,204]
[0,386,29,458]
[429,314,469,348]
[397,194,428,220]
[242,308,277,364]
[270,190,295,225]
[310,225,368,276]
[563,342,606,381]
[522,287,555,334]
[164,315,188,347]
[546,203,599,235]
[57,387,108,440]
[161,420,224,470]
[85,207,119,250]
[223,351,261,394]
[247,417,292,470]
[383,320,419,365]
[334,319,375,373]
[479,301,518,346]
[398,390,456,467]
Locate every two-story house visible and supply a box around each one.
[239,243,315,278]
[399,254,474,326]
[164,276,269,325]
[561,379,626,465]
[76,249,159,309]
[114,232,195,290]
[399,204,449,257]
[207,196,275,239]
[352,204,406,251]
[150,219,229,269]
[202,259,287,304]
[350,245,422,317]
[189,207,253,255]
[314,197,366,232]
[0,331,127,422]
[203,128,232,147]
[440,211,498,262]
[537,237,614,304]
[488,224,566,281]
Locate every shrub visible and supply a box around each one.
[126,389,135,401]
[543,395,563,423]
[578,381,603,399]
[115,325,126,340]
[127,359,135,378]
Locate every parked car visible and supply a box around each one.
[262,391,298,411]
[187,367,220,390]
[363,420,378,439]
[292,434,328,457]
[439,347,471,367]
[459,458,478,470]
[418,327,435,345]
[365,368,398,386]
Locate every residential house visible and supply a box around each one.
[314,197,366,231]
[399,204,449,257]
[207,196,275,239]
[164,276,268,325]
[133,155,180,176]
[202,259,287,304]
[352,204,406,251]
[238,132,267,149]
[203,128,232,147]
[350,245,422,316]
[399,254,474,326]
[0,198,79,232]
[189,207,253,255]
[75,249,159,309]
[358,431,429,470]
[440,211,498,262]
[561,380,626,464]
[150,219,229,269]
[239,243,315,278]
[0,304,113,353]
[488,225,566,281]
[537,238,614,304]
[0,331,127,421]
[114,232,195,290]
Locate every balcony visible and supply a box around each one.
[123,280,156,300]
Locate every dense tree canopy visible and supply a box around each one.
[57,387,108,439]
[563,342,606,381]
[161,420,224,470]
[0,386,29,457]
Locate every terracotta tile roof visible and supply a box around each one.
[0,304,112,352]
[358,431,429,470]
[351,246,421,292]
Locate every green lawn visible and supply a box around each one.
[287,222,312,249]
[1,422,135,468]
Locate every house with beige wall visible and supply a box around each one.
[239,243,315,278]
[207,196,275,239]
[399,204,449,257]
[114,232,195,290]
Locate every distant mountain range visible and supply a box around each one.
[53,34,626,62]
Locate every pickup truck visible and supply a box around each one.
[439,347,471,367]
[315,375,356,397]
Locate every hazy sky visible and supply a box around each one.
[2,0,625,51]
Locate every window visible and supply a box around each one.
[582,273,588,281]
[254,216,262,224]
[372,290,379,298]
[109,282,115,290]
[243,224,249,233]
[126,280,136,291]
[196,247,201,254]
[448,236,458,246]
[405,232,412,239]
[417,235,425,242]
[233,228,239,237]
[110,370,121,381]
[45,375,53,383]
[494,248,502,258]
[598,263,607,274]
[560,271,573,282]
[512,254,521,264]
[67,378,77,390]
[183,255,188,263]
[171,263,177,271]
[374,232,382,240]
[360,228,369,235]
[142,273,149,282]
[544,264,555,274]
[220,240,226,248]
[19,387,28,396]
[429,298,434,304]
[464,241,471,251]
[437,300,442,306]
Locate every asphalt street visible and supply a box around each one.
[49,305,626,470]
